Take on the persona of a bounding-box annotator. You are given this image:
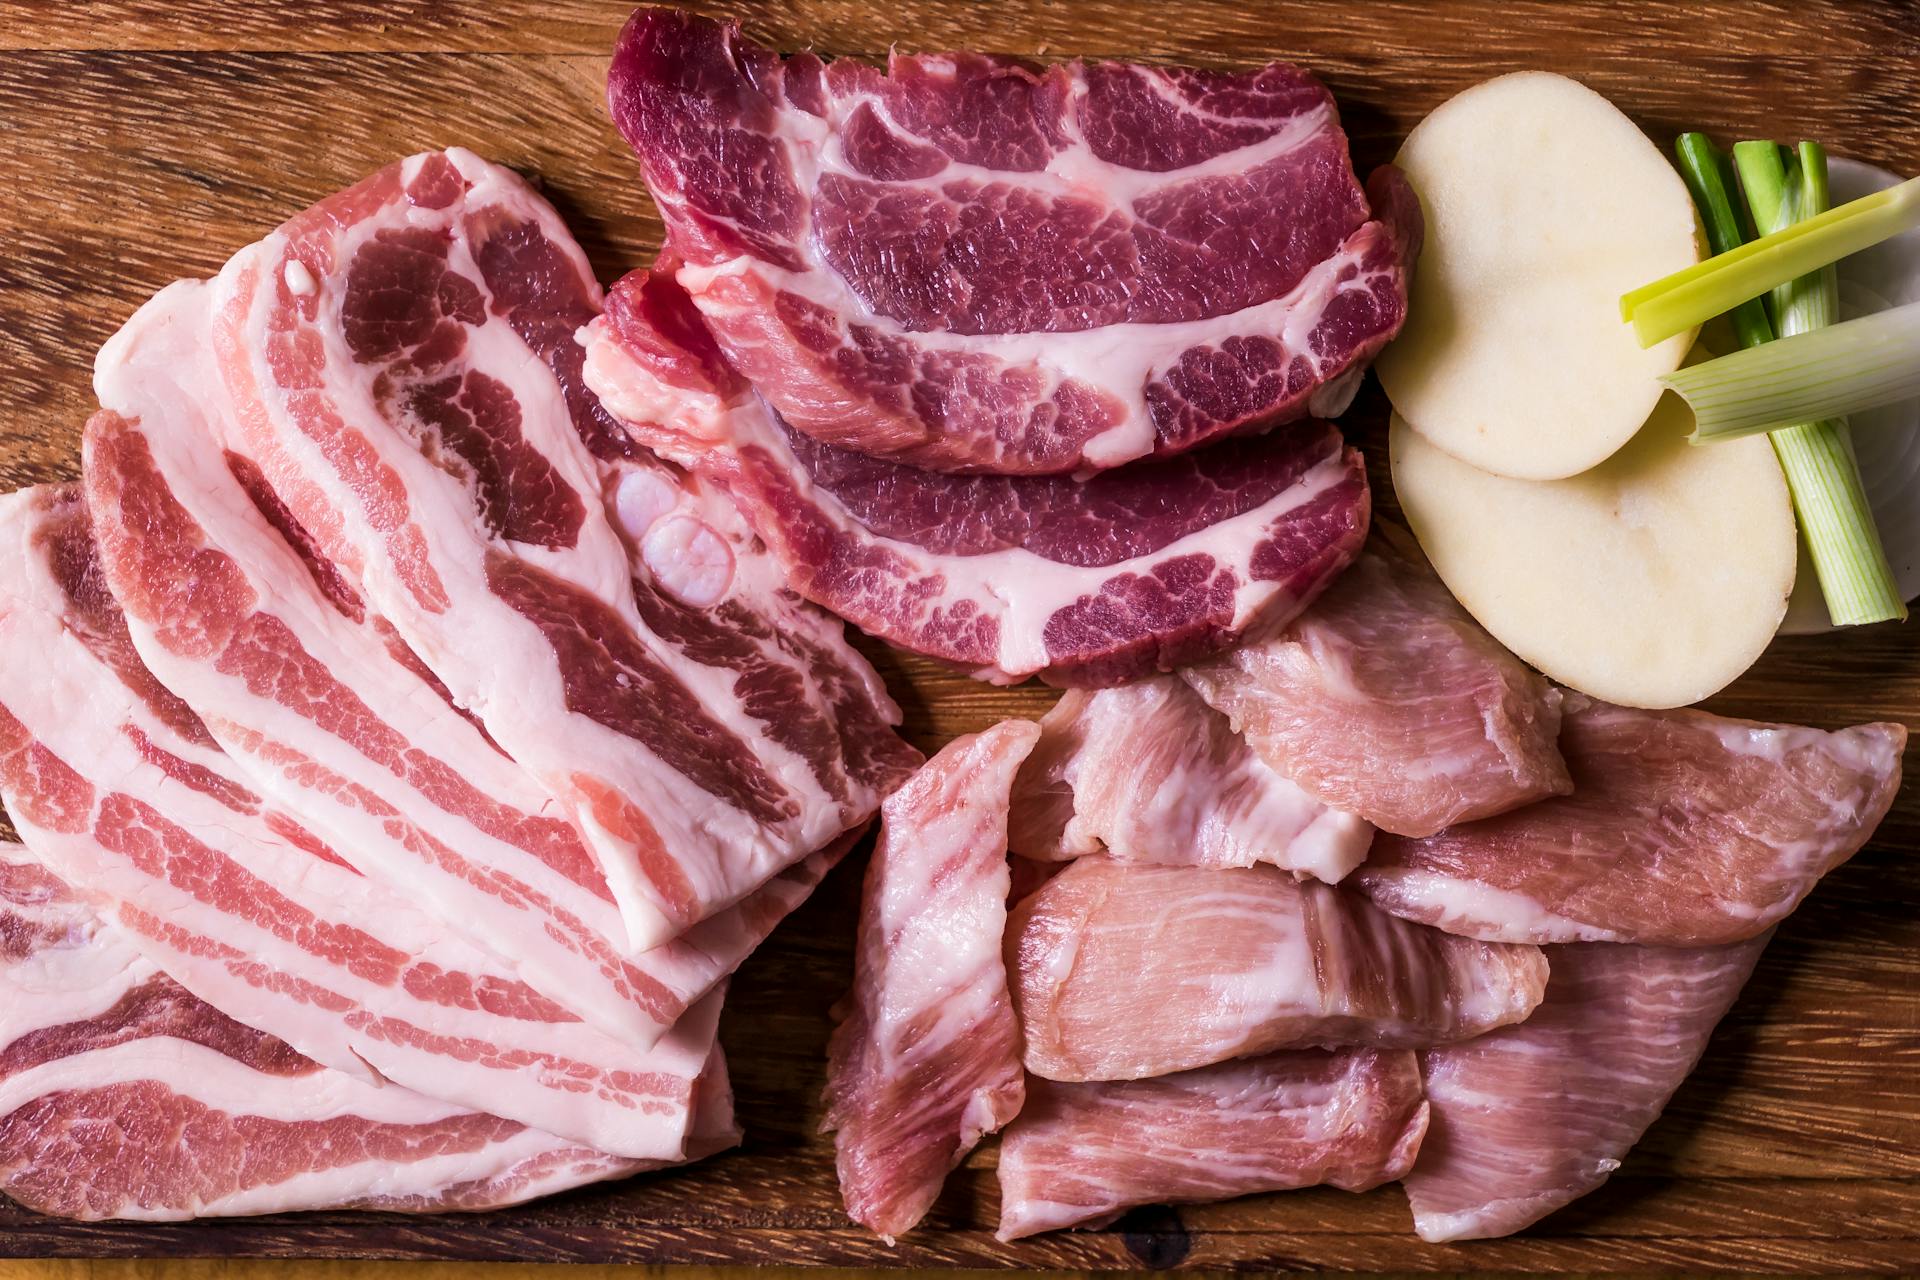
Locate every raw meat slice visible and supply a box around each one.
[0,487,716,1159]
[995,1048,1428,1240]
[1007,675,1373,882]
[1184,533,1572,837]
[1354,696,1905,946]
[581,266,1371,687]
[0,842,664,1220]
[607,8,1420,475]
[823,719,1039,1241]
[1404,935,1771,1242]
[1008,858,1548,1082]
[88,279,883,1050]
[202,147,902,947]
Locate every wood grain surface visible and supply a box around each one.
[1,0,1916,1271]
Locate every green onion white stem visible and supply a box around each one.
[1620,169,1920,348]
[1669,133,1903,626]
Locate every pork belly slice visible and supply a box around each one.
[996,1048,1428,1240]
[0,486,721,1159]
[607,8,1419,476]
[1355,696,1904,946]
[1009,858,1547,1082]
[581,267,1370,687]
[824,720,1040,1241]
[1404,935,1771,1242]
[196,147,902,948]
[1008,675,1372,882]
[88,279,889,1049]
[0,842,715,1220]
[1184,535,1571,837]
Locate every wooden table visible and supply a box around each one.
[1,0,1917,1271]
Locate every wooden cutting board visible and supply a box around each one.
[1,0,1916,1271]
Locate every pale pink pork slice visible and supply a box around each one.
[1008,858,1548,1082]
[1355,697,1904,945]
[823,720,1040,1241]
[608,8,1419,475]
[1184,534,1572,837]
[1404,935,1772,1242]
[995,1047,1429,1240]
[1008,674,1373,882]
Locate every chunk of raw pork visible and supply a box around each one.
[1354,697,1904,945]
[823,720,1039,1240]
[1008,858,1548,1082]
[995,1048,1428,1240]
[1007,675,1372,882]
[1184,534,1571,837]
[1403,935,1771,1241]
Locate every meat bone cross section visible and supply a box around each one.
[606,7,1421,476]
[0,841,705,1220]
[172,147,908,948]
[582,267,1372,687]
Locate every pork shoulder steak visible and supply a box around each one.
[606,8,1421,475]
[583,268,1370,687]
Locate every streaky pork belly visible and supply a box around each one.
[0,841,667,1221]
[1184,532,1572,837]
[1354,695,1904,946]
[1008,857,1547,1083]
[199,147,893,948]
[581,266,1371,687]
[0,486,714,1159]
[607,8,1419,476]
[1008,674,1373,882]
[824,720,1039,1241]
[996,1048,1428,1240]
[87,280,887,1050]
[1403,934,1772,1242]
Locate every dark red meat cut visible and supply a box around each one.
[607,8,1420,475]
[582,267,1370,687]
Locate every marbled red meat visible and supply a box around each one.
[996,1048,1428,1240]
[582,266,1370,686]
[201,148,904,947]
[1008,857,1548,1082]
[1355,697,1904,945]
[1184,534,1571,837]
[824,720,1038,1240]
[607,8,1419,475]
[1404,935,1771,1241]
[0,842,664,1220]
[1008,675,1372,882]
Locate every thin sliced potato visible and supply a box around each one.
[1378,72,1701,480]
[1390,395,1796,709]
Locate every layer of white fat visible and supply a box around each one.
[682,222,1392,471]
[214,161,849,945]
[1362,870,1602,945]
[91,281,678,1043]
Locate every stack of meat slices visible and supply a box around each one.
[584,7,1422,688]
[809,529,1903,1243]
[0,148,920,1220]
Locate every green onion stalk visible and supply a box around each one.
[1668,134,1902,626]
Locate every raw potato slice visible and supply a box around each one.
[1390,395,1796,709]
[1377,72,1701,480]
